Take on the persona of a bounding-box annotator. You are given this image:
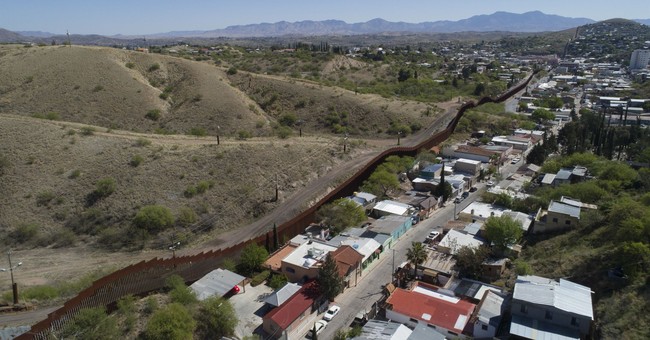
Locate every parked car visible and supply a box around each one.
[511,157,520,164]
[309,320,328,338]
[461,192,470,199]
[487,180,495,187]
[454,197,461,203]
[426,230,440,242]
[324,305,341,321]
[469,186,478,192]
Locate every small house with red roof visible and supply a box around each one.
[262,280,324,339]
[384,281,476,338]
[329,245,364,288]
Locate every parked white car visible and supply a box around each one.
[323,305,341,321]
[309,320,328,338]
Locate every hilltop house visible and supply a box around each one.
[510,275,593,339]
[533,200,581,234]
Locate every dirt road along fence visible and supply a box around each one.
[18,72,535,339]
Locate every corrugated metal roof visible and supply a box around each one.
[555,169,572,180]
[510,314,580,340]
[373,200,413,216]
[541,173,556,184]
[548,201,581,219]
[190,268,245,300]
[264,282,301,307]
[513,276,593,319]
[477,291,506,326]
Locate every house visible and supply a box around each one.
[331,237,380,275]
[502,211,534,232]
[491,135,531,151]
[420,249,456,286]
[329,245,364,288]
[458,202,506,222]
[279,240,338,282]
[385,281,476,338]
[455,158,482,176]
[510,275,593,339]
[189,268,246,300]
[481,258,509,282]
[437,229,485,255]
[263,282,302,307]
[352,319,447,340]
[449,278,505,303]
[444,145,510,164]
[533,200,580,234]
[371,200,415,218]
[368,215,413,243]
[471,290,508,339]
[420,163,444,179]
[350,191,377,207]
[262,280,324,339]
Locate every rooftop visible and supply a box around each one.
[189,268,245,300]
[548,200,581,219]
[282,240,338,268]
[263,280,321,330]
[264,244,298,271]
[369,215,411,235]
[373,200,414,216]
[263,282,302,307]
[502,210,533,232]
[456,158,481,165]
[438,229,485,255]
[513,275,593,319]
[386,283,476,333]
[474,290,507,327]
[329,245,364,277]
[461,202,506,220]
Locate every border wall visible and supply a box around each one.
[18,72,536,339]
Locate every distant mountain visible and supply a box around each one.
[16,30,58,38]
[635,19,650,26]
[0,28,24,42]
[153,11,594,38]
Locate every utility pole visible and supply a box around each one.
[169,241,181,259]
[1,250,22,304]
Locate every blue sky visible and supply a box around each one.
[2,0,649,35]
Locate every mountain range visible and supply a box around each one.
[2,11,650,42]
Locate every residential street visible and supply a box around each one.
[316,187,481,339]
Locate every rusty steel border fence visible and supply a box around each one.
[18,72,536,339]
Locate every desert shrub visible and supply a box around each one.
[250,270,271,287]
[278,112,297,126]
[159,92,168,100]
[68,169,81,179]
[134,138,152,147]
[130,155,144,167]
[276,126,292,139]
[36,191,56,207]
[133,205,175,232]
[177,207,197,226]
[226,67,238,75]
[21,285,59,301]
[146,303,196,340]
[0,154,10,176]
[145,109,161,121]
[237,130,252,140]
[143,296,159,315]
[166,275,197,305]
[189,127,207,137]
[92,85,104,92]
[268,273,288,289]
[80,127,95,136]
[183,186,198,198]
[94,178,116,198]
[10,223,39,244]
[148,63,160,72]
[52,229,77,248]
[192,93,203,102]
[125,62,135,69]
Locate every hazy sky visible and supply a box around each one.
[2,0,649,35]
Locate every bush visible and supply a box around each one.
[183,186,198,198]
[276,126,292,139]
[237,130,252,140]
[92,85,104,92]
[148,63,160,72]
[68,169,81,179]
[177,207,198,226]
[36,191,56,207]
[135,138,152,147]
[130,154,144,167]
[189,127,207,137]
[268,273,288,289]
[145,109,161,121]
[166,275,197,305]
[94,178,116,198]
[52,229,76,248]
[0,154,10,176]
[226,67,238,75]
[133,205,175,232]
[251,270,271,287]
[125,62,135,69]
[146,303,196,340]
[11,223,39,244]
[80,127,95,136]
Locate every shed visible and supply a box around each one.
[190,268,246,300]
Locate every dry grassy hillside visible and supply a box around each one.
[0,44,267,136]
[228,71,438,136]
[0,114,349,252]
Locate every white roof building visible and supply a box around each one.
[513,275,593,320]
[372,200,414,216]
[438,229,485,255]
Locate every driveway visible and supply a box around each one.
[228,283,274,338]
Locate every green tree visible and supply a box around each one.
[268,273,288,289]
[166,275,197,305]
[146,303,196,340]
[360,168,400,197]
[484,215,523,251]
[397,69,411,82]
[60,306,119,340]
[531,108,555,123]
[616,242,650,279]
[239,243,269,276]
[87,177,116,204]
[134,205,175,233]
[526,144,547,165]
[316,198,366,234]
[196,296,238,339]
[318,254,343,301]
[406,242,427,278]
[455,246,491,279]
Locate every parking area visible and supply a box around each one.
[228,283,274,338]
